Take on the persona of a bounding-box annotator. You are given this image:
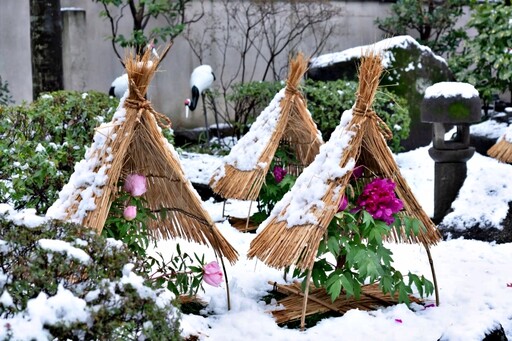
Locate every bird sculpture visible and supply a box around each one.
[184,64,216,146]
[109,73,128,98]
[108,42,159,99]
[184,65,215,119]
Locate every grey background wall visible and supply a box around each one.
[0,0,394,129]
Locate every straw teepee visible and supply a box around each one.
[487,124,512,163]
[46,46,238,264]
[247,51,441,328]
[209,53,323,201]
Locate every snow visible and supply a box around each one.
[3,67,512,339]
[424,82,479,99]
[268,109,355,227]
[211,89,286,178]
[470,119,508,140]
[310,35,447,69]
[37,239,91,264]
[45,92,129,223]
[493,122,512,144]
[2,137,512,339]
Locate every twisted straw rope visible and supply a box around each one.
[124,79,172,129]
[353,107,393,141]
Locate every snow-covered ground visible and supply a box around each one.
[172,143,512,341]
[2,140,512,340]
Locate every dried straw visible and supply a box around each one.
[268,281,422,325]
[487,138,512,163]
[248,51,441,271]
[70,46,238,264]
[209,53,322,201]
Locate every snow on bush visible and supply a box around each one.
[0,204,180,340]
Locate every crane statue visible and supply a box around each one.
[184,64,215,146]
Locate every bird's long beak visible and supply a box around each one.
[186,105,189,119]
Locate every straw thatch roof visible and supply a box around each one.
[46,47,238,264]
[488,125,512,163]
[209,53,323,201]
[247,51,441,271]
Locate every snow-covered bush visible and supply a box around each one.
[0,91,119,214]
[0,205,181,340]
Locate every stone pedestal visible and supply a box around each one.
[421,82,481,224]
[429,148,475,224]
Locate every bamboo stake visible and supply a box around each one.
[300,270,312,331]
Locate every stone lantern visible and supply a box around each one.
[421,82,481,224]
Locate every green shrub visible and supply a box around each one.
[0,91,175,214]
[304,79,410,153]
[0,91,118,213]
[226,81,284,138]
[0,205,181,340]
[0,76,13,107]
[228,80,410,153]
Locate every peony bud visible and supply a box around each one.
[351,165,364,180]
[203,261,223,287]
[123,205,137,221]
[338,195,348,212]
[124,174,147,197]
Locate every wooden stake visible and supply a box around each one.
[300,270,312,331]
[425,244,440,306]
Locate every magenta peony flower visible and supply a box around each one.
[273,166,287,183]
[351,165,364,180]
[338,195,348,212]
[356,178,403,225]
[123,205,137,221]
[124,174,147,197]
[203,261,223,287]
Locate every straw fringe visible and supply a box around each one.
[487,138,512,163]
[210,53,322,200]
[248,51,440,271]
[68,46,238,264]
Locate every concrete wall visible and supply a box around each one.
[0,0,394,128]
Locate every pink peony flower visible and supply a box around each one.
[338,195,348,212]
[124,174,147,197]
[273,166,287,183]
[203,261,223,287]
[356,178,403,225]
[123,205,137,221]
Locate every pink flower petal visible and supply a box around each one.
[395,319,403,323]
[203,261,223,287]
[123,205,137,221]
[124,174,147,197]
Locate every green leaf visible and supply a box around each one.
[362,210,374,228]
[339,273,354,298]
[380,274,394,297]
[327,236,340,257]
[327,277,342,302]
[397,282,412,304]
[312,266,328,288]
